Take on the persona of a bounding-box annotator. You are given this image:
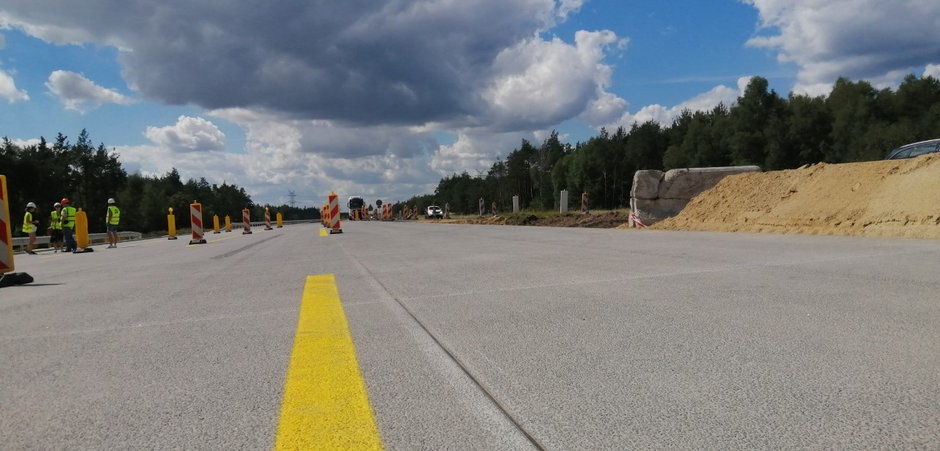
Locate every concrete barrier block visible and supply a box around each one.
[659,166,761,199]
[631,198,690,223]
[631,170,663,199]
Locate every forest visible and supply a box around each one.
[4,74,939,232]
[405,75,940,214]
[1,130,315,235]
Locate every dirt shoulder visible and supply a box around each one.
[434,210,631,228]
[654,154,940,239]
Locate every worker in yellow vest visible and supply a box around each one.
[60,197,77,252]
[106,198,121,248]
[49,202,64,253]
[23,202,39,255]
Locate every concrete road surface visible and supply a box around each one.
[1,222,938,449]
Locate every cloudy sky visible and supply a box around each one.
[2,0,939,206]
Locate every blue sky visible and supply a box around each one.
[2,0,938,206]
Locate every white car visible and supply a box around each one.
[425,205,444,219]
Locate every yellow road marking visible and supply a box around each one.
[319,228,328,237]
[275,275,382,450]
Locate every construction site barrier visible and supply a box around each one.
[73,209,93,253]
[212,214,221,234]
[242,208,253,234]
[0,175,16,275]
[264,207,273,230]
[167,208,178,240]
[225,215,232,232]
[276,212,283,228]
[328,192,342,234]
[189,202,207,244]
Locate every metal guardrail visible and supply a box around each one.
[10,220,318,250]
[11,231,143,249]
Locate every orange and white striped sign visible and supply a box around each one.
[189,202,207,244]
[242,208,253,234]
[328,192,342,233]
[0,175,14,274]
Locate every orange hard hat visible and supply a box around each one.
[61,198,70,204]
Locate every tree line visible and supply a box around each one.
[406,75,940,214]
[2,130,317,236]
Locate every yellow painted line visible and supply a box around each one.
[275,274,382,450]
[319,228,328,237]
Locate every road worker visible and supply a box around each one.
[49,202,63,253]
[106,198,121,248]
[60,198,77,252]
[23,202,39,255]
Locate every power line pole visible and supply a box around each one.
[288,190,296,208]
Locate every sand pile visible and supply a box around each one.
[654,154,940,239]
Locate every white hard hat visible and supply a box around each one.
[26,202,36,208]
[54,202,61,207]
[108,198,116,204]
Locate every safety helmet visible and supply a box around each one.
[61,198,70,205]
[108,198,116,204]
[54,202,61,208]
[26,202,37,209]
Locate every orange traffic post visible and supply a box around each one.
[242,208,253,234]
[328,192,343,234]
[276,212,283,228]
[0,175,33,287]
[189,201,207,244]
[212,214,221,234]
[224,215,232,232]
[167,208,178,240]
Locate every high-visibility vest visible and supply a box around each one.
[50,210,62,230]
[22,211,35,233]
[107,205,121,225]
[61,206,77,229]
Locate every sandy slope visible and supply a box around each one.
[654,154,940,239]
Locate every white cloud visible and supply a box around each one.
[924,64,940,79]
[0,69,29,103]
[45,70,132,112]
[601,76,751,129]
[144,116,226,153]
[745,0,940,93]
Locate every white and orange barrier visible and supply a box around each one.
[242,208,253,234]
[264,207,273,230]
[328,192,342,234]
[190,202,207,244]
[0,175,33,287]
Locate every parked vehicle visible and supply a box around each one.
[884,138,940,160]
[425,205,443,219]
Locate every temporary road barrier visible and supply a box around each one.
[276,212,283,228]
[0,174,32,287]
[189,202,207,244]
[264,207,273,230]
[628,211,647,228]
[73,208,93,253]
[328,192,342,234]
[213,214,221,234]
[242,208,253,234]
[225,215,232,232]
[167,208,178,240]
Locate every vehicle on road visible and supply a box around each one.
[884,138,940,160]
[425,205,443,219]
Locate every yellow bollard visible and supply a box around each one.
[213,214,221,234]
[276,212,283,228]
[74,208,92,252]
[167,208,178,240]
[224,215,232,232]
